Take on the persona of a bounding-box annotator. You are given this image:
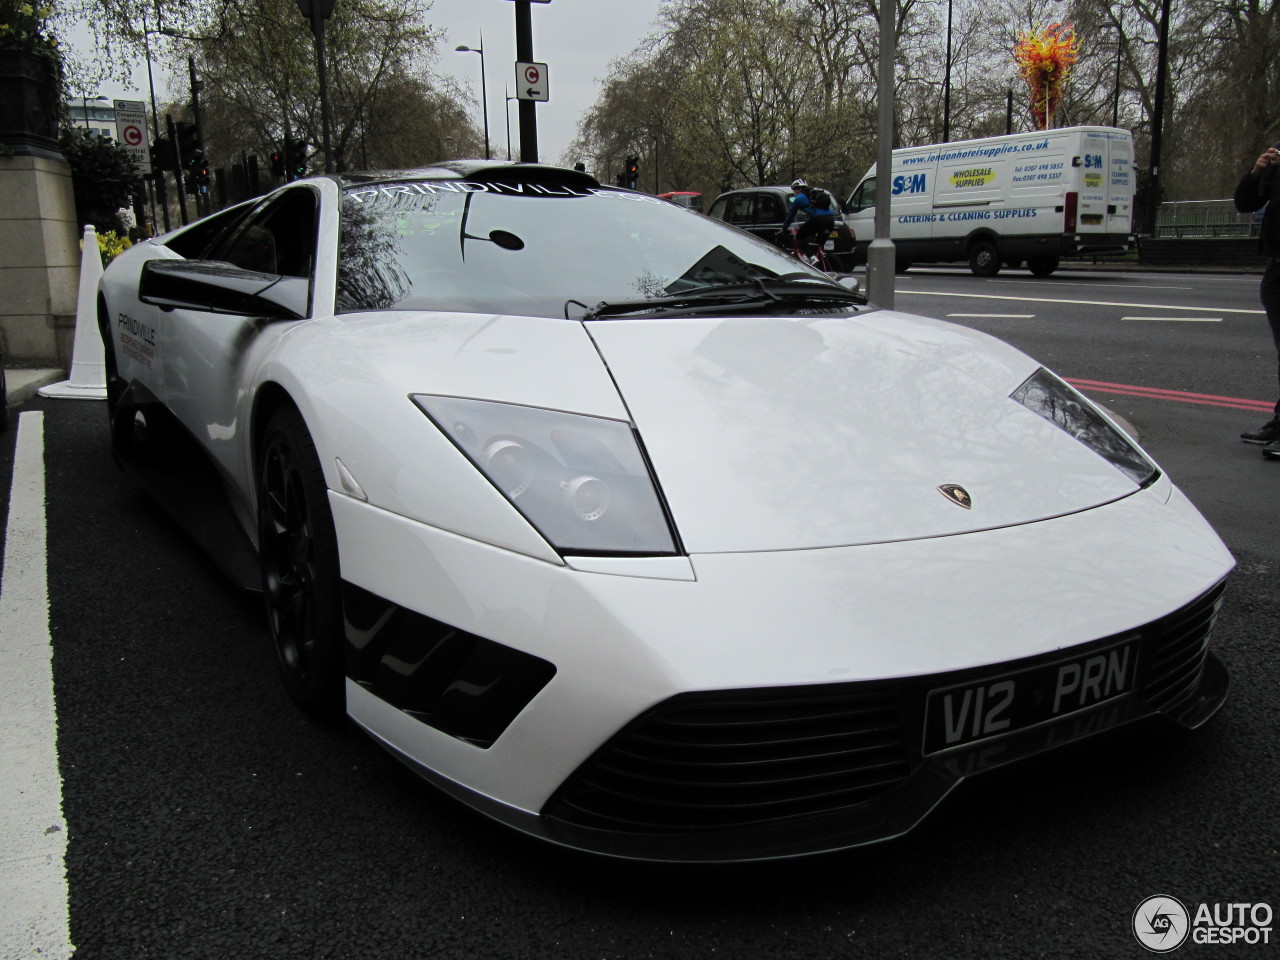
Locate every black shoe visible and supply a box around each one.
[1241,417,1280,444]
[1264,442,1280,460]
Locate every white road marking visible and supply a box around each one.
[987,279,1195,291]
[0,412,73,960]
[1121,321,1218,330]
[903,289,1264,314]
[947,313,1035,319]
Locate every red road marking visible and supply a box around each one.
[1067,378,1274,413]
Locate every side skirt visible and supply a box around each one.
[111,381,261,591]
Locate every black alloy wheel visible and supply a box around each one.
[968,240,1001,277]
[258,404,344,716]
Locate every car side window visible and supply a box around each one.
[756,194,782,224]
[730,196,755,227]
[708,196,730,222]
[215,188,319,279]
[163,201,257,259]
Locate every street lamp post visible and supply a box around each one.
[1101,21,1123,128]
[456,36,490,160]
[505,88,515,161]
[78,95,107,132]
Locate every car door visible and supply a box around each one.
[750,192,787,242]
[159,186,320,475]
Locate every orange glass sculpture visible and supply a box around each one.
[1013,23,1080,130]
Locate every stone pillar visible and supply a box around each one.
[0,154,80,365]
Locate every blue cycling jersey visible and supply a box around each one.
[782,189,835,227]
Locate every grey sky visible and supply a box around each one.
[64,0,667,167]
[428,0,665,164]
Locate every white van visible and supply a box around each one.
[844,126,1136,276]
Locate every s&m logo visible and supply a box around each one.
[891,173,927,196]
[1133,895,1190,953]
[1084,153,1104,169]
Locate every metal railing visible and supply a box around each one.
[1154,199,1260,239]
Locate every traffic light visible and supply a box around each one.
[175,121,203,170]
[626,155,639,190]
[150,138,175,171]
[287,138,309,179]
[270,151,284,177]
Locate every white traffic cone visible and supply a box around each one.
[39,224,108,400]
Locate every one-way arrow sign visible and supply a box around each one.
[516,61,548,101]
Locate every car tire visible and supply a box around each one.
[1028,256,1060,277]
[895,259,912,274]
[257,403,345,717]
[968,241,1001,277]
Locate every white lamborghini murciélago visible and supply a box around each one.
[98,161,1233,861]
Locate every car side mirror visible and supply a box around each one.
[139,259,310,320]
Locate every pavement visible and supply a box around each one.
[5,368,65,411]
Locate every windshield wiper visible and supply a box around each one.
[581,277,864,321]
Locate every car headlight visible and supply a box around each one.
[1011,368,1158,487]
[413,395,679,555]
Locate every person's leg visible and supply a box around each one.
[1243,262,1280,441]
[1262,262,1280,417]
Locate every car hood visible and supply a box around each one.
[585,309,1143,553]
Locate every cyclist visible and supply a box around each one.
[779,178,837,262]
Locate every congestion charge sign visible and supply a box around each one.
[516,61,549,101]
[113,99,151,173]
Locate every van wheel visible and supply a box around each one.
[969,241,1001,277]
[1028,257,1060,277]
[895,259,912,273]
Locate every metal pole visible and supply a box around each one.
[189,57,207,217]
[942,0,952,142]
[505,89,514,160]
[166,113,190,227]
[866,0,896,307]
[312,3,334,173]
[282,108,294,183]
[515,0,537,163]
[1145,0,1171,235]
[479,34,490,159]
[142,13,169,231]
[1112,32,1122,127]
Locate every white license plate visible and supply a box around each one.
[922,640,1138,754]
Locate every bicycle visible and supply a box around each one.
[777,225,837,274]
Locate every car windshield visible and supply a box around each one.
[336,179,836,318]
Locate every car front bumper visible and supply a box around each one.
[331,478,1233,861]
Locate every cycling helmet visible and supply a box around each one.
[791,178,808,189]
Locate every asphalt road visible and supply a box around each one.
[1,267,1277,960]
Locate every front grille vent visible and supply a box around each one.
[547,685,909,834]
[1140,581,1227,712]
